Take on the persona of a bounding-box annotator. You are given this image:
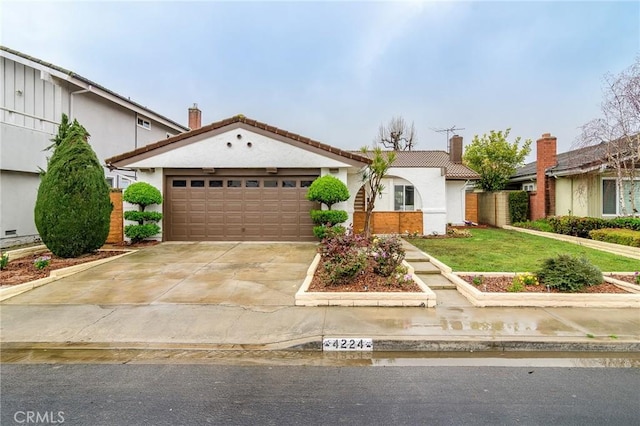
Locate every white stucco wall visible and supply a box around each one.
[446,180,467,225]
[124,129,354,169]
[0,170,40,248]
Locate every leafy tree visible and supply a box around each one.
[463,128,531,192]
[34,118,112,258]
[376,116,417,151]
[306,176,350,239]
[360,146,396,237]
[579,57,640,216]
[123,182,163,243]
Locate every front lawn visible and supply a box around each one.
[407,228,639,272]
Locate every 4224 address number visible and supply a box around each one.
[323,338,373,351]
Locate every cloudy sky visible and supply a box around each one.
[2,1,638,160]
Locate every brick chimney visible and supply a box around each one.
[188,103,201,130]
[532,133,557,220]
[449,135,463,164]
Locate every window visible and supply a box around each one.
[137,117,151,130]
[301,180,315,188]
[105,177,115,188]
[191,180,205,187]
[227,180,242,188]
[245,180,260,188]
[264,180,278,188]
[602,178,640,215]
[394,185,415,211]
[282,180,296,188]
[522,183,535,192]
[172,180,187,187]
[209,180,223,188]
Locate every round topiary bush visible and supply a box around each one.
[536,254,603,292]
[34,119,112,258]
[306,175,349,209]
[123,182,163,243]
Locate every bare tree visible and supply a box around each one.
[579,57,640,216]
[376,116,417,151]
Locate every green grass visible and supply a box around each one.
[407,228,640,272]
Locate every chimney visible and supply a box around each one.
[449,135,463,164]
[188,103,201,130]
[532,132,557,220]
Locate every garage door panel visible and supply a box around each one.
[167,174,318,241]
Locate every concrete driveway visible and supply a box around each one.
[3,242,317,306]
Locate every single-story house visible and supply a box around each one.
[105,115,479,241]
[509,133,640,219]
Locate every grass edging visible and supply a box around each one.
[295,254,437,307]
[0,250,136,302]
[446,272,640,308]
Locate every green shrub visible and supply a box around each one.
[513,218,553,233]
[34,118,112,258]
[1,253,9,270]
[607,217,640,231]
[123,182,163,243]
[306,175,349,209]
[589,228,640,247]
[536,254,603,292]
[125,223,161,241]
[313,224,346,240]
[311,210,349,226]
[508,191,529,223]
[123,211,163,223]
[547,216,607,238]
[507,280,524,292]
[123,182,162,209]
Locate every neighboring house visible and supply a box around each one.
[0,46,189,248]
[105,115,478,241]
[509,132,640,220]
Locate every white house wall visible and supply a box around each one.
[445,180,467,225]
[0,170,40,247]
[124,129,354,169]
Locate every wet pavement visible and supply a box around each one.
[1,242,639,355]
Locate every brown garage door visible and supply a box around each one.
[165,175,319,241]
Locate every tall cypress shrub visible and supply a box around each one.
[34,118,112,258]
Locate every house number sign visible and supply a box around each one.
[323,338,373,351]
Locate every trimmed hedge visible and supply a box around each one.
[124,211,163,223]
[512,219,553,233]
[123,182,163,242]
[508,191,529,223]
[548,215,640,238]
[536,254,603,293]
[306,175,349,209]
[589,228,640,247]
[311,210,348,226]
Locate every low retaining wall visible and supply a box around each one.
[353,211,423,235]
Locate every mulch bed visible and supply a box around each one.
[607,274,640,285]
[460,275,631,294]
[0,250,125,287]
[308,258,422,293]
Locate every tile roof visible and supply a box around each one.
[513,136,639,179]
[355,150,480,179]
[0,46,188,132]
[106,115,372,166]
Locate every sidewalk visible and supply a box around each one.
[1,242,638,354]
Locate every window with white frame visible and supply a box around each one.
[394,185,415,211]
[522,183,536,192]
[602,178,640,216]
[137,117,151,130]
[105,177,115,188]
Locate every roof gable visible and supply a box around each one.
[106,115,371,168]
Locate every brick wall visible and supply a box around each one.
[352,212,423,235]
[107,189,123,244]
[465,192,478,223]
[532,133,557,220]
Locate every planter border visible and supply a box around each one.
[447,272,640,308]
[0,249,136,302]
[295,254,437,307]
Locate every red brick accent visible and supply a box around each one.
[107,190,123,244]
[188,103,201,130]
[465,192,478,223]
[531,133,557,220]
[449,135,463,164]
[352,212,423,235]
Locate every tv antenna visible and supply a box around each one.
[430,125,465,151]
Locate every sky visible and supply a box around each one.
[2,0,639,161]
